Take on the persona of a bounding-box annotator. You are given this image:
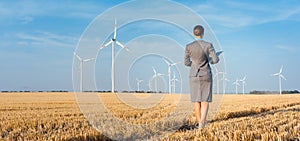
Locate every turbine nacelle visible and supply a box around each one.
[232,79,240,86]
[271,65,286,80]
[152,67,164,78]
[162,58,180,66]
[162,57,180,93]
[100,18,130,52]
[171,75,179,82]
[271,65,287,94]
[239,75,247,83]
[73,52,95,92]
[232,82,240,86]
[99,18,129,93]
[151,66,164,93]
[74,52,95,62]
[136,78,143,83]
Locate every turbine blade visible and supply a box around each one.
[116,41,129,52]
[83,58,95,62]
[114,19,117,39]
[213,74,218,79]
[171,61,181,66]
[243,75,247,81]
[162,58,170,65]
[115,41,123,47]
[280,74,287,80]
[152,67,157,74]
[74,53,81,61]
[233,79,240,85]
[214,66,219,73]
[272,73,280,76]
[103,40,113,49]
[136,78,143,83]
[279,65,283,74]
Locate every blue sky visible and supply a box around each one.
[0,0,299,93]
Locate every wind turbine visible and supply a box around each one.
[74,52,95,92]
[171,73,179,93]
[239,75,247,95]
[99,18,129,93]
[271,65,286,95]
[213,67,220,94]
[152,67,164,93]
[147,79,154,92]
[162,58,180,94]
[232,78,240,94]
[219,72,229,94]
[136,78,143,92]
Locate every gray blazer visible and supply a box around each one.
[184,40,219,77]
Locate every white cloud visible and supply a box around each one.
[275,44,298,52]
[192,1,300,28]
[17,31,77,48]
[0,0,105,24]
[20,16,34,24]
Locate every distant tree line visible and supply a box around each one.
[1,90,166,93]
[250,90,299,94]
[1,90,69,93]
[84,90,165,93]
[282,90,300,94]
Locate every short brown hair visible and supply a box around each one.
[193,25,204,36]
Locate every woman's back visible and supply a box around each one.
[185,40,218,77]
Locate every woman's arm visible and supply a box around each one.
[184,46,192,67]
[209,43,219,64]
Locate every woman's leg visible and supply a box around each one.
[200,102,209,124]
[194,102,201,124]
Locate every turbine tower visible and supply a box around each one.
[232,78,240,94]
[171,73,179,93]
[74,53,95,92]
[147,79,152,92]
[213,67,220,94]
[219,72,229,94]
[271,65,286,95]
[239,75,247,95]
[152,67,164,93]
[136,78,143,92]
[100,18,129,93]
[162,58,180,94]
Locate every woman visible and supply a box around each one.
[184,25,219,129]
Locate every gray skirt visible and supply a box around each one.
[190,74,213,102]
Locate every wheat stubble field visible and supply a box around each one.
[0,92,299,141]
